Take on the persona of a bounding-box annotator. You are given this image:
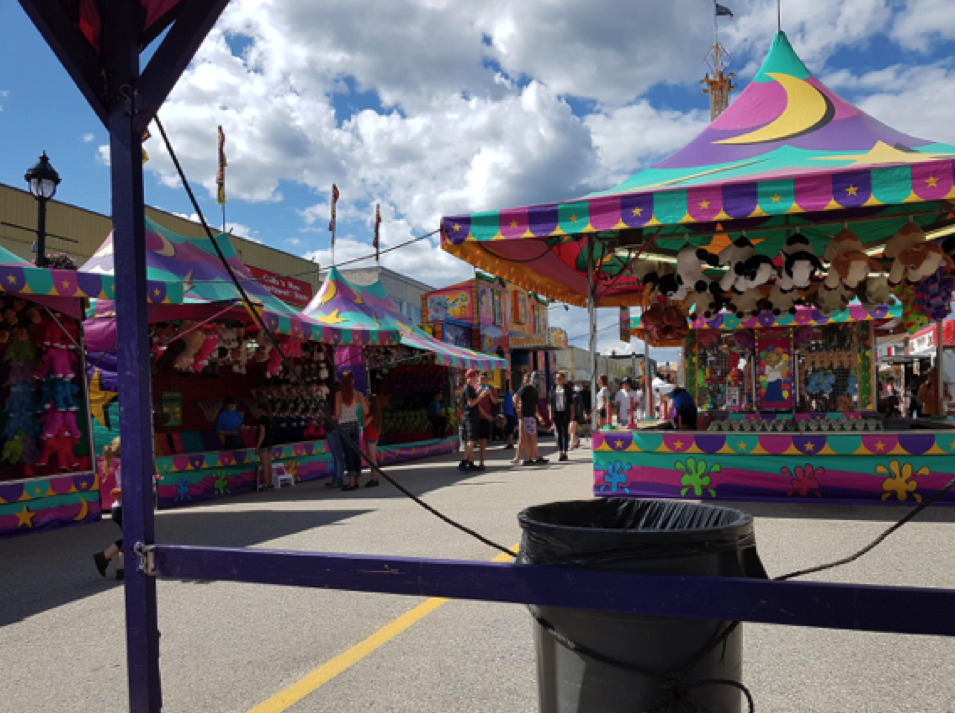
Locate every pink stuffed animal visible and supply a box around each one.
[34,348,77,380]
[265,346,283,378]
[35,427,80,470]
[192,329,220,372]
[41,409,65,439]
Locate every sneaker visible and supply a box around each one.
[522,460,535,466]
[115,569,125,582]
[93,552,109,578]
[364,480,380,488]
[504,444,514,450]
[457,460,469,472]
[559,454,568,462]
[341,485,358,492]
[535,458,550,465]
[474,464,486,471]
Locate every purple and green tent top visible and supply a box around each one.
[0,240,118,304]
[441,31,955,306]
[81,217,338,341]
[304,268,506,369]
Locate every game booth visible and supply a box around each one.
[0,245,146,538]
[304,269,506,462]
[83,218,351,509]
[440,31,955,506]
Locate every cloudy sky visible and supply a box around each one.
[2,0,955,355]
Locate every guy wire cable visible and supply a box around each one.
[153,116,514,557]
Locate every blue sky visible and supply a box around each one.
[2,0,955,352]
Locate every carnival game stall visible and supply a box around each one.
[82,218,343,508]
[0,244,137,538]
[304,269,505,464]
[441,31,955,506]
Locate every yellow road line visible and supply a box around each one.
[247,546,519,713]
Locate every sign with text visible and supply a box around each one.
[160,391,183,427]
[248,265,314,307]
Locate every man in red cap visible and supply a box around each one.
[459,369,489,471]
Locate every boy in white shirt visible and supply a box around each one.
[614,378,634,426]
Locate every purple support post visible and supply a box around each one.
[103,4,162,713]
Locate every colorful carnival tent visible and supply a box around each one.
[304,268,507,370]
[81,217,337,343]
[440,31,955,307]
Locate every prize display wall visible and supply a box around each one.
[0,295,98,538]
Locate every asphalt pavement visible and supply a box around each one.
[2,440,954,713]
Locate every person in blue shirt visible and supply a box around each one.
[502,381,516,450]
[427,392,447,440]
[216,397,246,450]
[670,386,698,430]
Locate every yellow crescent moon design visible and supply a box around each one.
[73,497,90,522]
[317,280,337,305]
[155,232,178,257]
[714,73,834,145]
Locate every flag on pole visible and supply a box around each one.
[329,184,339,232]
[142,128,151,164]
[715,2,733,17]
[216,126,227,205]
[373,203,381,262]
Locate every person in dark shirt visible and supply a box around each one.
[517,372,547,466]
[427,392,447,439]
[670,386,698,429]
[459,369,489,472]
[216,397,245,450]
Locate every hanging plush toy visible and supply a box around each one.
[33,347,77,380]
[1,430,28,464]
[857,275,895,311]
[231,338,252,374]
[822,227,864,263]
[914,267,955,320]
[3,383,39,440]
[812,284,853,316]
[766,284,800,316]
[727,287,762,318]
[173,321,206,372]
[794,326,814,349]
[676,245,720,294]
[884,222,926,286]
[894,282,931,334]
[192,328,221,372]
[53,379,80,411]
[899,243,955,284]
[779,233,823,291]
[265,343,284,378]
[35,426,81,471]
[718,236,757,292]
[825,250,882,290]
[738,254,776,290]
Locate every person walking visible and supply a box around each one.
[476,372,499,470]
[324,413,346,489]
[595,374,611,428]
[549,371,574,461]
[363,394,382,487]
[427,392,447,440]
[335,371,366,491]
[502,379,517,450]
[459,369,487,471]
[93,438,125,581]
[614,377,635,427]
[255,401,274,491]
[517,372,547,466]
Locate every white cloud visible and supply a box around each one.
[170,211,257,241]
[82,133,94,143]
[286,237,302,246]
[890,0,955,51]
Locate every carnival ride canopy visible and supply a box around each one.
[80,217,341,345]
[441,31,955,307]
[304,268,507,370]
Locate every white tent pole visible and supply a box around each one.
[588,235,598,432]
[644,309,652,420]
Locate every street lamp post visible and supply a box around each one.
[24,151,61,267]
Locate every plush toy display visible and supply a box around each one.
[914,267,955,320]
[173,321,206,372]
[727,287,762,318]
[33,346,77,380]
[884,222,926,285]
[1,430,29,464]
[53,379,80,411]
[265,343,284,378]
[35,426,81,471]
[813,284,853,316]
[765,284,799,316]
[822,228,864,262]
[192,329,221,372]
[675,245,719,295]
[3,383,39,440]
[899,242,954,284]
[738,254,776,290]
[779,233,823,291]
[718,236,757,292]
[857,275,895,311]
[824,250,882,290]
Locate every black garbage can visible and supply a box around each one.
[518,498,766,713]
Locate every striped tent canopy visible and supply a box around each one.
[0,241,119,301]
[441,31,955,307]
[81,217,336,341]
[304,268,506,369]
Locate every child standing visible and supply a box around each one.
[93,438,125,581]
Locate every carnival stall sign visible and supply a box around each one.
[0,244,137,538]
[82,219,344,508]
[305,269,505,463]
[442,31,955,506]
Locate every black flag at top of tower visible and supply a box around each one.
[715,2,733,17]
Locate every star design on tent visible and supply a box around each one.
[846,185,859,197]
[509,220,519,228]
[699,201,710,210]
[6,275,17,284]
[631,207,643,216]
[875,441,886,452]
[569,214,579,223]
[15,505,35,529]
[926,177,939,187]
[771,193,782,203]
[314,309,348,325]
[737,441,747,450]
[804,442,816,452]
[811,141,955,167]
[452,224,461,232]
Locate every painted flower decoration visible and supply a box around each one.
[782,464,823,497]
[213,470,230,496]
[598,460,631,494]
[285,459,301,483]
[675,456,719,498]
[175,477,192,503]
[878,460,928,502]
